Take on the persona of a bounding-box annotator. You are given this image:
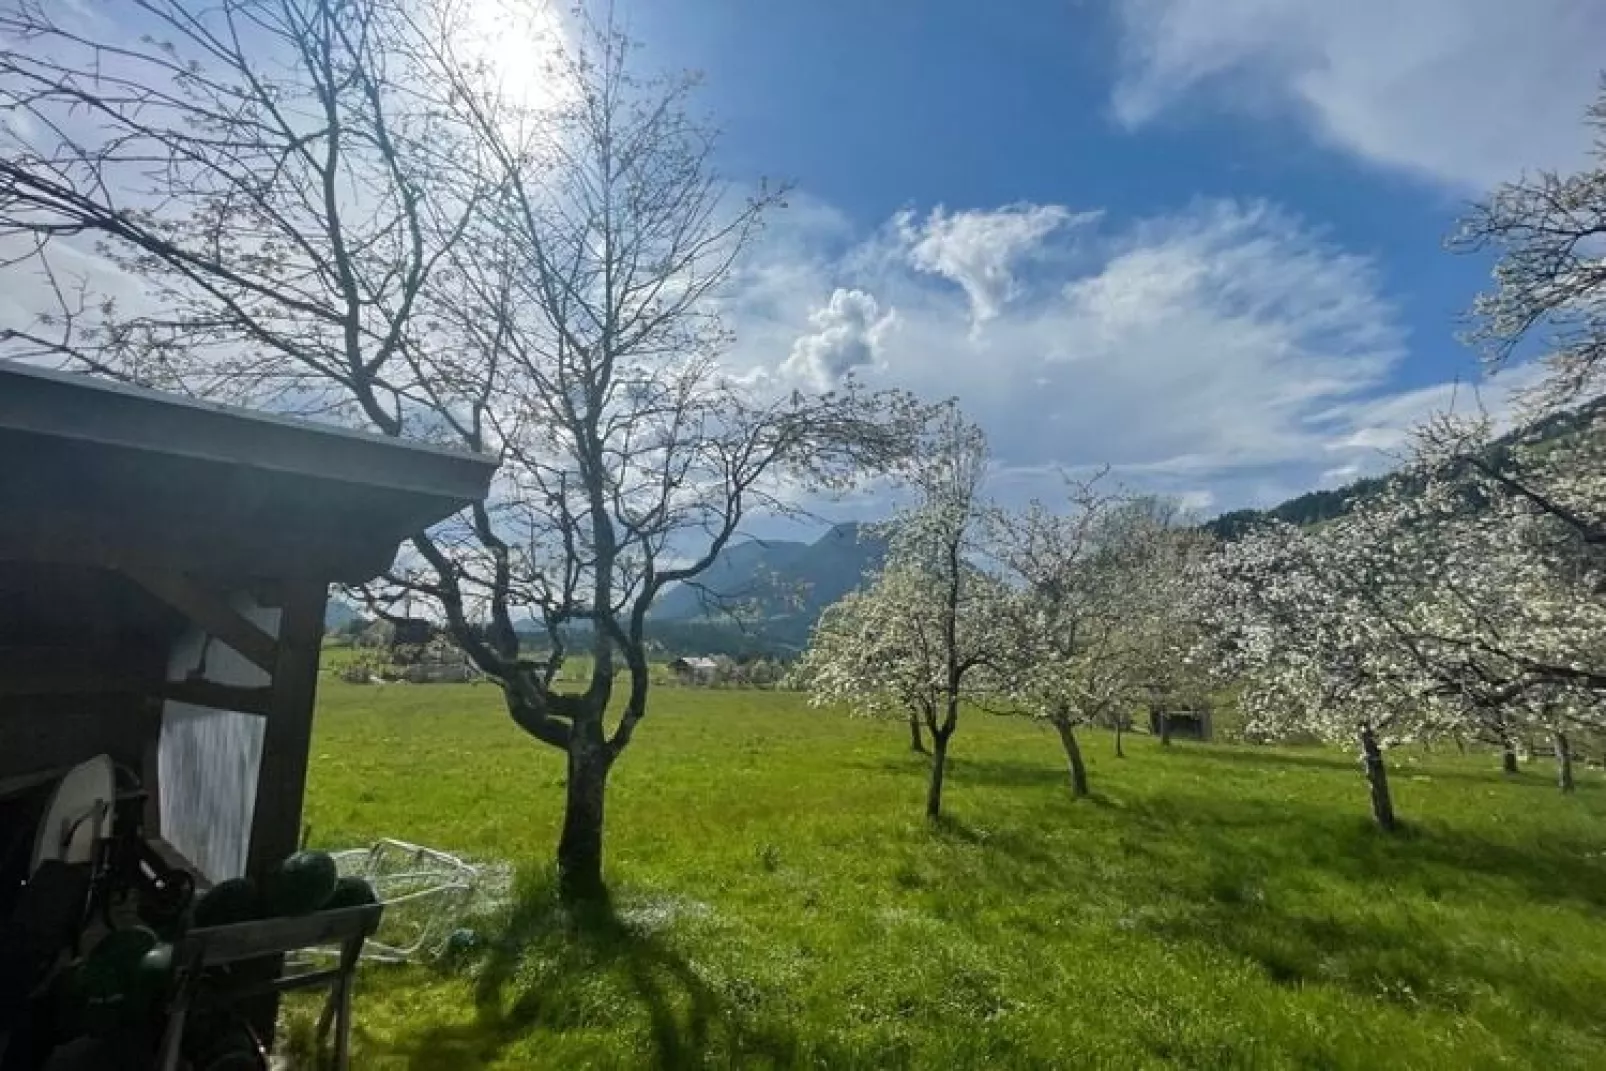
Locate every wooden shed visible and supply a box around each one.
[0,362,494,893]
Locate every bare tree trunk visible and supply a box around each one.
[1501,733,1519,775]
[926,730,950,819]
[908,713,928,754]
[1114,719,1125,758]
[1158,712,1172,747]
[1359,726,1397,832]
[1052,718,1089,797]
[1555,731,1575,794]
[558,731,612,901]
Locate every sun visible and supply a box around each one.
[454,0,575,114]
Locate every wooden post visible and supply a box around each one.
[247,580,328,876]
[241,579,328,1045]
[333,933,361,1070]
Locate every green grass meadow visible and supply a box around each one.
[287,677,1606,1069]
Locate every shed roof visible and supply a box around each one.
[0,363,497,582]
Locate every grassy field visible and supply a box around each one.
[286,677,1606,1069]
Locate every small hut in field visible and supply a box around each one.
[668,656,721,685]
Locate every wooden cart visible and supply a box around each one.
[156,904,383,1071]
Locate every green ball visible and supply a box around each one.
[323,875,378,911]
[67,927,158,1034]
[130,942,176,1004]
[262,851,339,916]
[193,877,262,928]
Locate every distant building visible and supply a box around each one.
[396,635,479,683]
[668,656,721,685]
[390,617,437,654]
[1150,706,1213,742]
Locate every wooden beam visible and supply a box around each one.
[163,679,275,717]
[120,562,279,674]
[0,505,385,583]
[247,580,328,876]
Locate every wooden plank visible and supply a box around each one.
[162,679,275,716]
[333,935,361,1070]
[246,580,327,876]
[120,562,279,674]
[189,905,383,966]
[160,905,381,1071]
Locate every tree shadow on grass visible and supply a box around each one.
[941,787,1606,1029]
[1182,741,1585,790]
[1176,745,1358,775]
[911,789,1606,1025]
[392,871,806,1069]
[1128,807,1606,1024]
[1125,788,1606,911]
[1141,888,1606,1024]
[927,813,1078,862]
[847,756,1076,792]
[948,757,1077,791]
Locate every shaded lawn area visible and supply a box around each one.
[285,681,1606,1069]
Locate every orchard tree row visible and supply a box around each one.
[794,409,1211,817]
[798,84,1606,829]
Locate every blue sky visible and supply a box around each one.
[3,1,1602,521]
[611,0,1606,514]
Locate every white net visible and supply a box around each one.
[320,838,511,963]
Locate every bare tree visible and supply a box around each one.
[1452,79,1606,410]
[390,15,931,895]
[0,0,927,898]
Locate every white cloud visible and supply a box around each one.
[1316,360,1550,457]
[0,236,147,355]
[1110,0,1606,189]
[895,204,1097,326]
[1046,200,1400,464]
[725,195,1519,514]
[1318,464,1362,486]
[780,288,895,389]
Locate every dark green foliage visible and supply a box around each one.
[1204,395,1606,539]
[1205,475,1391,539]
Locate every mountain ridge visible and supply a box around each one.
[1202,395,1606,540]
[652,521,886,625]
